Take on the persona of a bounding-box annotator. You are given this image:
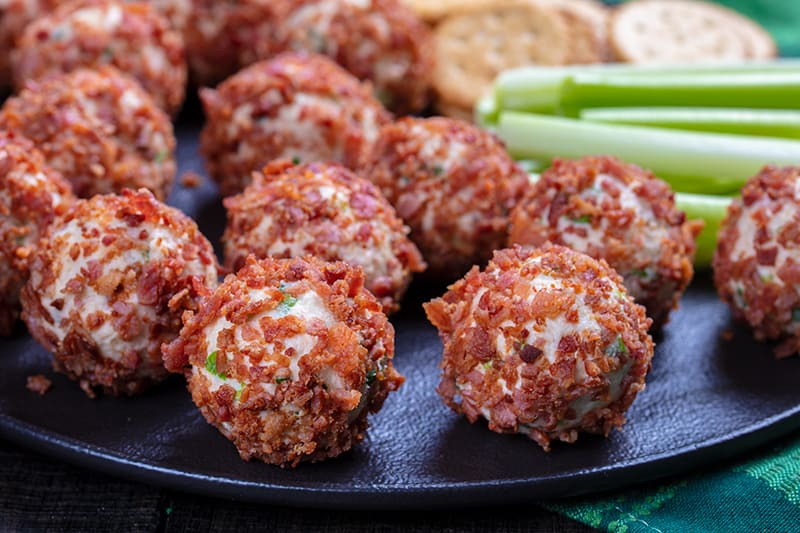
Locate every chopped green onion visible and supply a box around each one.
[570,214,592,224]
[275,376,290,384]
[366,369,377,385]
[605,335,629,357]
[292,156,301,165]
[205,351,227,380]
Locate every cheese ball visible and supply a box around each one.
[0,131,75,336]
[162,255,403,466]
[508,156,701,327]
[223,161,426,314]
[181,0,286,86]
[200,53,391,197]
[11,0,187,116]
[0,0,63,88]
[424,244,654,451]
[21,189,219,397]
[0,67,176,199]
[713,166,800,358]
[275,0,433,114]
[357,116,528,279]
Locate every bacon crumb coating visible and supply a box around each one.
[0,0,63,88]
[222,161,425,314]
[11,0,187,116]
[358,117,528,279]
[200,52,391,197]
[275,0,433,114]
[424,244,654,451]
[180,0,286,86]
[21,189,219,397]
[713,166,800,358]
[0,66,176,200]
[509,156,701,328]
[162,255,403,467]
[0,132,75,336]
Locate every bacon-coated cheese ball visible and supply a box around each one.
[21,189,219,397]
[509,156,701,327]
[181,0,286,86]
[200,53,391,197]
[223,161,425,313]
[0,67,176,199]
[713,166,800,358]
[0,132,74,336]
[162,255,403,466]
[11,0,187,116]
[275,0,433,114]
[357,116,528,279]
[424,244,654,451]
[0,0,63,87]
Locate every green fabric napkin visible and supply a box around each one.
[545,430,800,531]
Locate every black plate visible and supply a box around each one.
[1,114,799,510]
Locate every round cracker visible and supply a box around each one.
[540,0,610,64]
[400,0,495,22]
[434,100,476,122]
[610,0,774,64]
[432,0,569,109]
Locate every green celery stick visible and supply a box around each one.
[559,72,800,116]
[494,60,800,114]
[496,112,800,195]
[675,193,733,268]
[475,94,500,128]
[580,107,800,139]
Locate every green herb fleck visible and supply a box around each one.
[165,507,172,516]
[792,309,800,322]
[292,156,301,165]
[735,286,748,308]
[481,361,493,371]
[759,272,774,283]
[235,387,243,401]
[605,335,629,357]
[570,214,592,224]
[275,376,290,384]
[205,351,228,379]
[277,293,298,314]
[154,149,168,163]
[432,164,444,177]
[366,369,377,385]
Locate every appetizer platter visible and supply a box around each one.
[0,113,799,507]
[0,0,799,509]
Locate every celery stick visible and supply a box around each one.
[580,108,800,139]
[496,112,800,194]
[495,60,800,114]
[560,72,800,116]
[675,193,732,268]
[475,94,500,128]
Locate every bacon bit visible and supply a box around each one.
[519,344,543,363]
[26,374,52,395]
[180,171,203,189]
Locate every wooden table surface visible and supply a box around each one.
[1,439,596,532]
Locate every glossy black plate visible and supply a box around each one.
[1,114,799,510]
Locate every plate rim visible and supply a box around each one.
[2,404,799,509]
